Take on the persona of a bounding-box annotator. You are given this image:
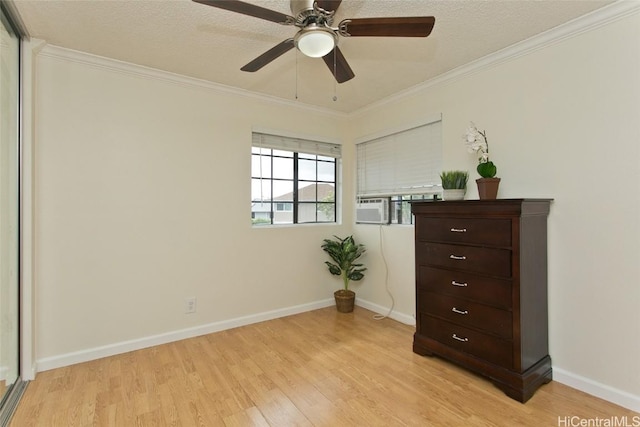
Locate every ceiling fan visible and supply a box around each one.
[193,0,435,83]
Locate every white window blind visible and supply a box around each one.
[252,133,341,158]
[356,119,442,197]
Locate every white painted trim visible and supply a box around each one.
[251,125,342,146]
[553,367,640,413]
[36,299,334,372]
[20,38,47,382]
[33,295,640,413]
[354,298,640,413]
[34,1,640,120]
[0,365,8,381]
[37,45,344,119]
[355,298,416,327]
[350,0,640,117]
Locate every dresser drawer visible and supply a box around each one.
[417,242,512,277]
[416,217,511,247]
[417,266,511,309]
[418,292,512,338]
[419,314,513,368]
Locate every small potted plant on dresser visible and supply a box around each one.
[464,122,500,199]
[440,170,469,200]
[321,235,366,313]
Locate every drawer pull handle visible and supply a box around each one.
[449,255,466,260]
[452,334,469,342]
[451,281,467,287]
[450,228,467,233]
[452,307,469,315]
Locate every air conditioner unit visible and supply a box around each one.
[356,198,390,224]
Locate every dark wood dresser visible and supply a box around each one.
[411,199,552,402]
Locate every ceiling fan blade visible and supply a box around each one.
[192,0,293,24]
[316,0,342,12]
[323,46,355,84]
[241,39,295,72]
[339,17,435,37]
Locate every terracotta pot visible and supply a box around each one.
[334,290,355,313]
[476,178,501,200]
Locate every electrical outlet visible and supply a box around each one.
[185,297,196,314]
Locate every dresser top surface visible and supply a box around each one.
[411,199,553,216]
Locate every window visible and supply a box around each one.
[276,202,293,212]
[251,132,340,226]
[356,116,442,225]
[390,194,437,225]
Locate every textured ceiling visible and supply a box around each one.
[13,0,614,113]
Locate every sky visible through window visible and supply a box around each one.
[251,149,334,202]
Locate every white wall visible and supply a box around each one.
[349,7,640,409]
[33,49,352,366]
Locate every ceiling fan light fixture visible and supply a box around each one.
[295,26,336,58]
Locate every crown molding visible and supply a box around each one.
[37,44,346,119]
[35,1,639,119]
[350,0,640,118]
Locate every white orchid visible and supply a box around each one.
[463,122,497,178]
[464,122,489,161]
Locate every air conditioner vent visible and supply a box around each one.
[356,198,390,224]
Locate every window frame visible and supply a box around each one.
[251,132,340,226]
[389,194,438,225]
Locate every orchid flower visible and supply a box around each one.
[463,122,497,178]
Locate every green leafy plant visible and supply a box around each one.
[321,235,366,291]
[464,122,498,178]
[440,170,469,189]
[318,190,335,221]
[477,161,497,178]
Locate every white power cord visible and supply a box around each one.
[373,224,395,321]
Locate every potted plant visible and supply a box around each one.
[321,235,366,313]
[440,170,469,200]
[464,122,500,199]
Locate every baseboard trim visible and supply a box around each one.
[355,300,640,413]
[355,298,416,326]
[553,367,640,413]
[36,298,334,372]
[35,300,639,413]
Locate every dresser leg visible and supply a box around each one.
[493,374,552,403]
[413,336,434,356]
[493,358,553,403]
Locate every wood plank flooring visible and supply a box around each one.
[10,307,638,426]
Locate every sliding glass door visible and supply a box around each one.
[0,3,21,419]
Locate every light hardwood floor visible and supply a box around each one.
[10,307,638,426]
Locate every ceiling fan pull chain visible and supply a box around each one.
[259,137,264,203]
[295,49,299,100]
[332,45,338,101]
